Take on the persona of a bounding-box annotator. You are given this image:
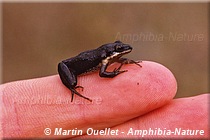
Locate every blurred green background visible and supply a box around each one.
[2,3,209,98]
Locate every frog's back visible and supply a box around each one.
[63,49,103,75]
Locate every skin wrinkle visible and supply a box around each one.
[14,103,21,134]
[2,80,56,137]
[2,83,32,137]
[2,84,17,136]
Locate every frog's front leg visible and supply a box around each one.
[99,60,127,78]
[58,62,92,102]
[118,58,142,67]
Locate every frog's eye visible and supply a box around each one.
[101,51,107,58]
[115,45,123,52]
[114,40,122,44]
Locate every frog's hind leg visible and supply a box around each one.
[58,62,92,102]
[70,88,92,102]
[58,62,77,89]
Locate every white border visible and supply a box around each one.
[0,3,2,84]
[1,0,210,2]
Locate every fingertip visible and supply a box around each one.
[79,60,177,120]
[102,60,177,104]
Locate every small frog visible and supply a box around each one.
[58,41,141,102]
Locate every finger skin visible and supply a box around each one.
[0,61,177,138]
[79,94,209,139]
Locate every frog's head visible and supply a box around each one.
[99,41,133,64]
[113,40,132,55]
[102,41,132,60]
[99,41,133,59]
